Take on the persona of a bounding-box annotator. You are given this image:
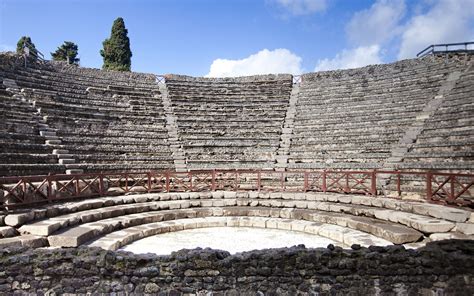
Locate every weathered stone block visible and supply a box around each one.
[48,226,97,247]
[19,220,62,236]
[455,223,474,235]
[211,191,224,199]
[223,192,237,199]
[4,212,35,227]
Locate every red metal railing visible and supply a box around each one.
[0,170,472,209]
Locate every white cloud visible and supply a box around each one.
[398,0,474,59]
[347,0,406,46]
[207,48,303,77]
[314,45,383,72]
[272,0,326,16]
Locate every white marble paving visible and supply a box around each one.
[120,227,341,255]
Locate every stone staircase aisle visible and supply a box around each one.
[2,78,82,175]
[275,81,299,171]
[159,80,188,172]
[383,71,463,171]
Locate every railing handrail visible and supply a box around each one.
[23,41,45,61]
[293,75,302,84]
[417,41,474,58]
[0,169,472,209]
[2,168,472,182]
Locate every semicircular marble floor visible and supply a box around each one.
[119,227,343,255]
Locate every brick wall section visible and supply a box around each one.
[0,240,473,294]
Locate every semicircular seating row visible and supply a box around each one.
[2,53,472,179]
[0,54,175,176]
[290,56,472,168]
[0,192,472,251]
[165,74,293,170]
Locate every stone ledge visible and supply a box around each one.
[87,216,392,251]
[20,204,424,249]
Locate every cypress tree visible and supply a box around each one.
[100,17,132,71]
[16,36,37,55]
[51,41,80,65]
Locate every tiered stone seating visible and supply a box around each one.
[166,75,292,170]
[0,55,174,174]
[289,56,470,170]
[1,50,472,230]
[400,64,473,171]
[1,191,472,250]
[0,61,65,176]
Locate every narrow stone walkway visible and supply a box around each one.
[159,80,188,172]
[383,70,463,171]
[275,81,299,171]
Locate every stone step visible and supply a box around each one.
[58,159,76,164]
[45,140,62,145]
[0,235,47,248]
[17,199,424,245]
[48,206,394,248]
[39,131,57,137]
[65,169,84,174]
[86,216,392,251]
[56,154,74,159]
[48,227,96,247]
[10,191,471,230]
[53,149,69,154]
[64,163,82,169]
[0,226,17,238]
[38,127,56,133]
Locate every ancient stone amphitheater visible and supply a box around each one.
[0,51,473,294]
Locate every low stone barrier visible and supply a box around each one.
[0,240,472,294]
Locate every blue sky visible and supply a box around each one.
[1,0,473,76]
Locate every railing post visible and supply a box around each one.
[22,179,27,202]
[75,176,80,197]
[257,170,261,192]
[371,170,377,196]
[450,175,455,202]
[322,170,327,192]
[304,172,308,192]
[47,175,52,201]
[166,171,170,192]
[426,171,433,201]
[280,171,285,191]
[147,172,152,193]
[235,171,240,191]
[189,171,193,192]
[99,173,105,196]
[345,172,350,193]
[125,174,129,193]
[396,171,401,197]
[211,170,216,191]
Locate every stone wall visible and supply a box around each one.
[0,240,473,295]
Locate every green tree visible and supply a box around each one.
[16,36,37,55]
[51,41,80,65]
[100,17,132,71]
